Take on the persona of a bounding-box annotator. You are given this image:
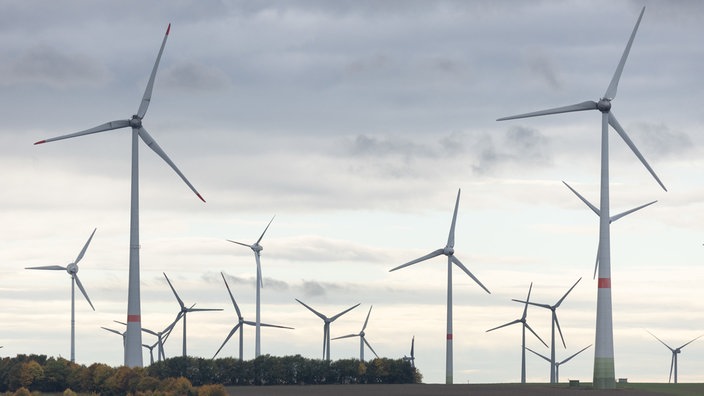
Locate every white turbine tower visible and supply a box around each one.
[163,272,222,357]
[296,299,359,361]
[526,345,591,383]
[486,282,548,383]
[497,7,665,388]
[390,188,490,384]
[26,228,97,363]
[332,306,379,361]
[513,278,581,384]
[647,330,703,383]
[214,272,293,360]
[34,24,205,367]
[227,216,275,358]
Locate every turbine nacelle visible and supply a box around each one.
[252,244,263,253]
[597,99,612,113]
[443,246,455,256]
[129,115,143,128]
[66,263,78,275]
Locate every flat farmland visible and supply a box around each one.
[223,383,704,396]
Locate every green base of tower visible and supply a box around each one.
[593,357,615,389]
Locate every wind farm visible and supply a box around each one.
[4,0,704,389]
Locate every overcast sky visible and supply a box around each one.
[1,0,703,384]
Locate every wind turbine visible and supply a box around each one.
[526,345,591,383]
[33,24,205,367]
[497,7,665,388]
[213,272,293,360]
[143,341,158,365]
[403,336,415,368]
[296,299,359,361]
[513,278,581,384]
[26,228,97,363]
[332,306,379,361]
[389,188,490,384]
[486,282,548,383]
[227,216,275,358]
[139,314,182,362]
[163,273,222,357]
[647,330,703,383]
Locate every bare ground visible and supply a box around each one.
[223,383,693,396]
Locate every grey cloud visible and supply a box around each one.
[301,280,326,297]
[0,44,110,88]
[274,236,391,263]
[527,49,562,90]
[632,122,693,158]
[161,62,232,92]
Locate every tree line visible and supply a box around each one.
[0,354,421,395]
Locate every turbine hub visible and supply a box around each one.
[129,115,143,128]
[253,244,263,252]
[443,247,454,256]
[66,263,78,274]
[597,99,612,113]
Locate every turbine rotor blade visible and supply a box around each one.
[34,120,130,145]
[390,249,444,272]
[604,7,645,100]
[560,344,591,364]
[221,272,243,319]
[608,113,666,191]
[75,228,97,264]
[525,345,550,362]
[25,265,67,271]
[296,299,328,321]
[562,181,599,216]
[486,319,521,333]
[610,200,657,223]
[451,256,490,294]
[330,303,360,322]
[258,322,294,330]
[102,327,123,336]
[525,322,549,348]
[679,334,704,349]
[594,240,601,280]
[163,272,186,310]
[363,337,379,358]
[74,275,95,310]
[555,314,566,348]
[137,23,171,119]
[256,216,275,245]
[227,240,253,249]
[138,127,205,202]
[331,334,358,340]
[555,277,581,308]
[213,323,241,359]
[361,306,373,332]
[496,101,597,121]
[512,299,551,310]
[646,330,674,351]
[669,354,674,383]
[521,282,533,320]
[447,189,461,248]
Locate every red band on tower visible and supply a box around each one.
[598,278,611,288]
[127,315,141,322]
[447,334,453,340]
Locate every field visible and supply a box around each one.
[223,383,704,396]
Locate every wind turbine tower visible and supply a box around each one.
[390,189,490,384]
[227,216,275,358]
[34,24,205,367]
[26,228,97,363]
[498,7,665,388]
